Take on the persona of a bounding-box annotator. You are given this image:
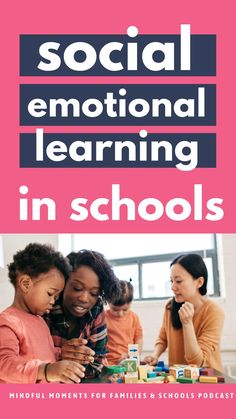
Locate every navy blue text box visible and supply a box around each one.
[20,84,216,126]
[20,34,216,76]
[20,132,216,168]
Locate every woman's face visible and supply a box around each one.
[63,266,101,317]
[170,263,203,303]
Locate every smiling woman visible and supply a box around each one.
[45,249,121,377]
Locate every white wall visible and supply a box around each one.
[0,234,235,370]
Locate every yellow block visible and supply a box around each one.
[199,376,218,383]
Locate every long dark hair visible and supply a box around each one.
[170,253,208,329]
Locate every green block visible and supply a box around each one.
[177,377,196,383]
[123,359,137,373]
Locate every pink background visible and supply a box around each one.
[0,383,235,419]
[1,0,236,416]
[1,0,235,233]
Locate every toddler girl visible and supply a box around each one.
[105,280,143,365]
[0,243,85,383]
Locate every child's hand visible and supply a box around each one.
[143,355,158,366]
[45,360,85,383]
[61,338,95,364]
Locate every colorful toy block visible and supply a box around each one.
[217,376,225,383]
[157,361,165,368]
[147,371,157,378]
[166,375,176,383]
[200,368,214,376]
[177,377,196,383]
[199,375,218,383]
[184,366,200,380]
[123,358,138,373]
[144,376,165,383]
[169,366,184,379]
[138,365,151,380]
[124,372,139,384]
[128,344,139,363]
[154,366,163,372]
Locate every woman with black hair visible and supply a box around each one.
[45,249,121,376]
[144,253,224,371]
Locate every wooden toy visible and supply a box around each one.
[217,376,225,383]
[200,368,214,376]
[124,372,139,384]
[138,365,152,380]
[157,361,165,368]
[128,344,139,363]
[123,358,138,373]
[169,366,184,379]
[177,377,196,383]
[199,376,218,383]
[166,375,176,383]
[144,376,165,383]
[147,371,157,378]
[184,366,200,380]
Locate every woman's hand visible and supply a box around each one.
[45,360,85,383]
[178,302,194,325]
[61,338,95,364]
[143,355,158,366]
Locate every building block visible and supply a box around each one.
[184,366,200,380]
[157,361,165,368]
[199,375,218,383]
[147,371,157,378]
[217,376,225,383]
[138,365,152,380]
[169,366,184,379]
[123,358,138,373]
[154,367,163,372]
[177,377,196,383]
[124,372,139,384]
[200,368,214,376]
[144,376,165,383]
[166,375,176,383]
[128,344,139,363]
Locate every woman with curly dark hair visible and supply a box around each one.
[45,249,121,376]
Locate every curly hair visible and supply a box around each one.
[66,250,121,302]
[8,243,71,286]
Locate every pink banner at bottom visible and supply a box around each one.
[1,383,235,418]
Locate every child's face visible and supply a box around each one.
[22,268,65,315]
[62,266,101,317]
[109,303,131,318]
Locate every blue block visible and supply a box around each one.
[147,371,157,378]
[157,361,165,368]
[154,367,163,372]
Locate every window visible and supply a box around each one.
[58,234,219,300]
